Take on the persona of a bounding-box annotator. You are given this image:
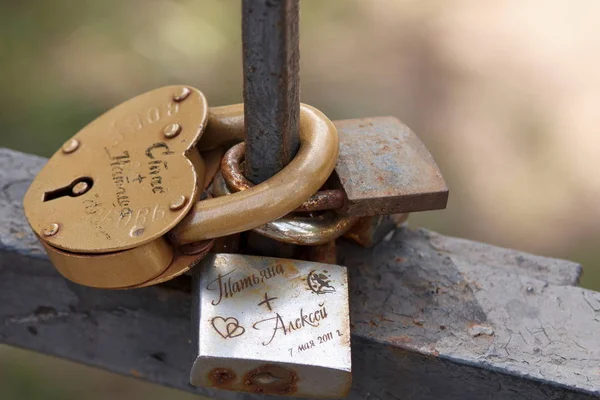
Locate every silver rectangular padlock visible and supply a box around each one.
[191,253,351,398]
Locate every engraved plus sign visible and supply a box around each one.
[257,292,278,311]
[132,174,146,183]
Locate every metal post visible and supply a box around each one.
[242,0,300,184]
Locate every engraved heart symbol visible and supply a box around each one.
[211,316,245,339]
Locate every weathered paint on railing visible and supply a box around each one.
[0,148,599,399]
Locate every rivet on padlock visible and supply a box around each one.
[190,254,351,398]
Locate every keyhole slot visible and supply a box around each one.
[43,177,94,202]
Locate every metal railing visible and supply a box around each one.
[1,147,598,399]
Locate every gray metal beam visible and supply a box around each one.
[242,0,301,184]
[1,148,599,399]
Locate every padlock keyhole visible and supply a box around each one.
[43,177,94,202]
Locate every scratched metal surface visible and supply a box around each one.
[0,148,598,400]
[190,254,351,397]
[334,117,449,217]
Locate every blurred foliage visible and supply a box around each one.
[1,0,600,398]
[0,345,202,400]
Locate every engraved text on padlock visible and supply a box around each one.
[191,254,351,398]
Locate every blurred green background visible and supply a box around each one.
[1,0,599,398]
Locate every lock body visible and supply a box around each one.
[191,254,351,398]
[24,86,208,253]
[23,86,209,287]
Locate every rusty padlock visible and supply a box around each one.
[212,116,449,248]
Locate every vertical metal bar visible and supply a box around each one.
[242,0,300,184]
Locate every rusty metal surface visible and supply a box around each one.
[294,190,345,213]
[343,214,406,248]
[301,241,338,265]
[220,142,253,190]
[2,148,598,400]
[242,0,300,184]
[212,172,357,245]
[221,142,345,212]
[334,117,449,217]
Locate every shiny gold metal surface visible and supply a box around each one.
[23,85,208,254]
[197,105,246,151]
[41,237,174,289]
[199,147,225,191]
[169,195,188,211]
[171,103,339,244]
[126,240,213,289]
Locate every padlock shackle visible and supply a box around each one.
[171,103,339,244]
[220,142,346,212]
[212,171,357,245]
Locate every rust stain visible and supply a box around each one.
[130,369,143,378]
[388,335,413,346]
[340,330,352,348]
[221,142,344,212]
[303,241,337,264]
[273,259,301,279]
[208,368,237,388]
[426,347,440,357]
[469,280,483,290]
[374,314,394,323]
[295,189,345,212]
[334,116,448,217]
[243,364,298,395]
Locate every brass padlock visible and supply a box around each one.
[22,86,339,289]
[190,254,351,398]
[23,85,210,288]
